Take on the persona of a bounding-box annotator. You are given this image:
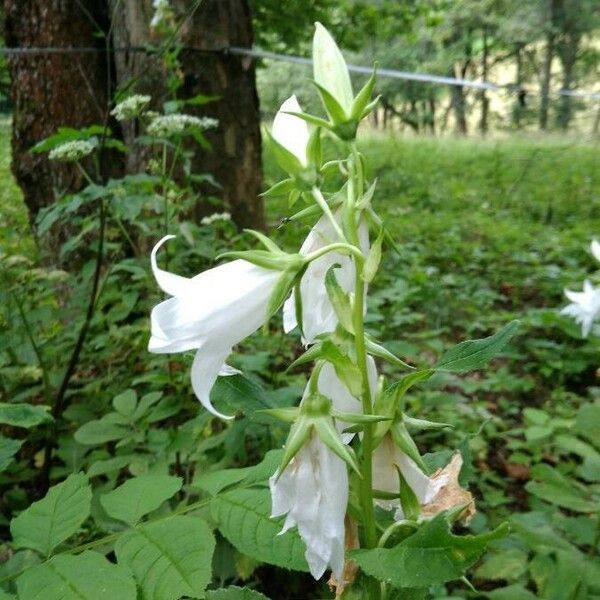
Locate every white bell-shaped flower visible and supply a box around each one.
[372,434,441,518]
[315,358,378,443]
[272,95,310,167]
[283,212,369,345]
[148,235,279,418]
[269,432,348,580]
[561,279,600,337]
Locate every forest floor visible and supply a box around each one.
[2,123,600,597]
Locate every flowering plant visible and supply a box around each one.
[147,23,519,598]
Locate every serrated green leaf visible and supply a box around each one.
[11,473,92,556]
[434,321,520,372]
[115,516,215,600]
[17,551,136,600]
[0,403,52,428]
[211,487,308,572]
[352,515,508,588]
[206,587,269,599]
[100,474,182,526]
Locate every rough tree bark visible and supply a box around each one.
[5,0,264,252]
[110,0,264,229]
[3,1,113,240]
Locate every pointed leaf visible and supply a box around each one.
[261,178,295,198]
[352,515,509,587]
[398,467,420,521]
[391,422,428,475]
[243,228,282,253]
[362,228,383,283]
[211,487,308,572]
[278,417,312,475]
[313,81,349,124]
[284,110,332,130]
[16,551,136,600]
[0,403,52,428]
[100,475,182,526]
[434,321,520,372]
[365,337,414,370]
[11,473,92,556]
[115,516,215,600]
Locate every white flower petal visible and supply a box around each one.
[191,344,234,419]
[283,211,370,344]
[269,435,348,580]
[562,279,600,337]
[591,239,600,263]
[148,239,280,417]
[272,95,309,166]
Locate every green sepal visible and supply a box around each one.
[314,417,361,475]
[266,130,304,176]
[373,489,401,500]
[397,466,421,521]
[325,264,354,333]
[360,95,381,119]
[284,110,332,131]
[217,249,304,272]
[243,228,281,253]
[362,227,383,283]
[391,422,429,475]
[266,267,305,322]
[333,411,391,425]
[313,81,349,125]
[288,188,301,207]
[357,178,377,210]
[367,207,403,257]
[258,407,300,423]
[351,65,377,121]
[306,127,322,168]
[365,336,414,370]
[403,415,454,430]
[287,202,323,223]
[261,178,295,198]
[277,416,312,477]
[320,340,363,397]
[287,342,324,371]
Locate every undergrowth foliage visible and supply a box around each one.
[0,19,600,600]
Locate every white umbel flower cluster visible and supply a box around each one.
[111,94,151,121]
[561,240,600,337]
[48,140,96,162]
[200,212,232,226]
[150,0,172,29]
[147,114,218,137]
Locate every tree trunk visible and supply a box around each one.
[479,27,489,135]
[539,32,555,130]
[3,0,114,243]
[449,66,467,135]
[512,43,525,129]
[179,0,264,229]
[556,34,579,130]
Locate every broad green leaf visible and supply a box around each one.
[510,511,574,552]
[211,487,308,572]
[475,548,528,581]
[211,375,276,422]
[100,474,182,526]
[525,464,598,513]
[0,435,22,472]
[0,592,16,600]
[113,389,137,417]
[11,473,92,556]
[574,403,600,448]
[87,455,134,478]
[74,417,130,445]
[0,403,52,428]
[352,515,508,587]
[115,516,215,600]
[16,551,136,600]
[206,587,269,599]
[434,320,520,372]
[194,450,282,497]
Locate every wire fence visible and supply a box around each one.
[1,44,599,100]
